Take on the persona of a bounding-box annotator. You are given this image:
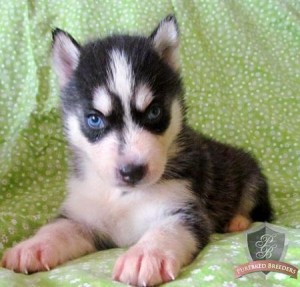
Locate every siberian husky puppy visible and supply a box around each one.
[2,15,273,286]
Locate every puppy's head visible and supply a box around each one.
[52,15,184,187]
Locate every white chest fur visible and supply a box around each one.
[62,171,193,247]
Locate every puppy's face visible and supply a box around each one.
[52,16,183,187]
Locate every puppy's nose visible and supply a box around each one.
[119,164,146,185]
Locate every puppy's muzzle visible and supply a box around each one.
[118,164,147,185]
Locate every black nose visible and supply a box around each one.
[119,164,146,185]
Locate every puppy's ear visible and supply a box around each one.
[52,28,81,88]
[150,15,179,70]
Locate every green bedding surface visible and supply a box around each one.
[0,0,299,286]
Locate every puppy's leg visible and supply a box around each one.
[1,218,96,273]
[113,214,210,286]
[226,214,252,232]
[226,176,272,233]
[225,184,254,232]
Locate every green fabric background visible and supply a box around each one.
[0,0,299,286]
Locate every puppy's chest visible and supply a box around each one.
[64,179,192,247]
[99,192,164,246]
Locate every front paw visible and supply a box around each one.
[1,237,60,273]
[113,245,180,286]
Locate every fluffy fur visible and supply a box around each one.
[1,15,273,286]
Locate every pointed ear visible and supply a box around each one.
[52,28,81,88]
[150,15,179,70]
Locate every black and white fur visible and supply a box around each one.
[2,16,273,286]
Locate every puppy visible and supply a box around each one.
[1,15,273,286]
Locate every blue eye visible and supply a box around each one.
[87,114,105,129]
[147,105,162,121]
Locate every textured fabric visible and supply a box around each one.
[0,0,299,286]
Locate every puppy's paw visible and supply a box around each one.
[113,245,180,286]
[226,214,252,232]
[1,237,60,273]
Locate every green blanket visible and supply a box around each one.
[0,0,299,286]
